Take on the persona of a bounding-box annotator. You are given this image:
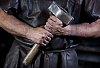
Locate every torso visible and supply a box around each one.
[8,0,82,49]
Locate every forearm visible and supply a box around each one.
[63,19,100,37]
[0,9,32,38]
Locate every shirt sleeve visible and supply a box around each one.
[6,0,46,27]
[7,0,19,15]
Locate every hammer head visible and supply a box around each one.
[48,1,74,25]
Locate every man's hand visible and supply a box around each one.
[44,16,64,35]
[26,27,53,46]
[0,8,53,46]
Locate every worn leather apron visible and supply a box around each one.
[3,0,83,68]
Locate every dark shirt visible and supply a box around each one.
[6,0,82,49]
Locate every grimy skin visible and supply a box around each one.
[45,16,100,38]
[0,8,53,46]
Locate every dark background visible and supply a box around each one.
[0,28,14,68]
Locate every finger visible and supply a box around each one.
[41,42,46,46]
[44,40,49,44]
[47,32,53,38]
[44,25,51,31]
[47,19,55,26]
[47,37,51,41]
[44,30,53,38]
[42,33,52,41]
[47,19,62,28]
[50,16,57,22]
[44,24,54,33]
[46,21,53,27]
[50,16,63,26]
[40,37,47,46]
[47,21,54,26]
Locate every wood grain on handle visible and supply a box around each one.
[23,44,40,65]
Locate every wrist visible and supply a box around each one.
[25,27,34,40]
[62,25,72,36]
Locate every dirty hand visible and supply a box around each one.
[44,16,64,35]
[26,27,53,46]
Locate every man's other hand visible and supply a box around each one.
[44,16,64,35]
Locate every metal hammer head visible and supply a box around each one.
[48,1,74,25]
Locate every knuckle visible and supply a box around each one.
[48,18,50,22]
[40,39,43,43]
[45,31,49,34]
[48,37,51,40]
[50,16,55,19]
[46,40,49,43]
[37,40,41,44]
[42,33,46,38]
